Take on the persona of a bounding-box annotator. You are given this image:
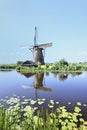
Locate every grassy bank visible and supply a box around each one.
[0,97,87,130]
[1,59,87,73]
[16,62,87,73]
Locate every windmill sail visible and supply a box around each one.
[38,43,52,48]
[21,27,52,64]
[34,26,38,46]
[21,45,33,49]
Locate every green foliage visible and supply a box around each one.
[1,59,87,73]
[38,62,42,69]
[17,61,23,65]
[0,64,16,71]
[74,106,81,113]
[59,59,69,66]
[77,102,82,106]
[0,98,87,130]
[45,64,50,68]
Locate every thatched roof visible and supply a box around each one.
[22,60,37,67]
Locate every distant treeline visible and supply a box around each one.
[0,64,16,70]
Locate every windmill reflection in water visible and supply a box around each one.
[21,72,52,99]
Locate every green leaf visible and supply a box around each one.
[61,125,67,130]
[72,115,78,122]
[30,100,36,105]
[77,102,81,106]
[48,104,54,108]
[50,100,54,105]
[80,118,84,122]
[21,101,28,104]
[33,116,38,125]
[38,101,44,105]
[74,106,81,113]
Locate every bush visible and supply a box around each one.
[17,61,23,65]
[59,59,69,66]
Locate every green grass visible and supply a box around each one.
[0,64,16,71]
[16,60,87,73]
[0,97,87,130]
[1,60,87,73]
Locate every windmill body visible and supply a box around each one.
[22,27,52,65]
[34,47,44,64]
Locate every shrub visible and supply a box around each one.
[59,59,69,66]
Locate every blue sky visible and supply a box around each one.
[0,0,87,64]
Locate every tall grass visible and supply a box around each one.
[0,98,87,130]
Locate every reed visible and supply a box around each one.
[0,98,87,130]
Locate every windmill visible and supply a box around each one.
[21,72,52,100]
[22,26,52,65]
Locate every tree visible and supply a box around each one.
[59,59,68,66]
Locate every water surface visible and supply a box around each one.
[0,71,87,120]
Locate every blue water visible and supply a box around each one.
[0,71,87,120]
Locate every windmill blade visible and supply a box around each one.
[20,45,33,49]
[38,42,52,48]
[36,86,52,91]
